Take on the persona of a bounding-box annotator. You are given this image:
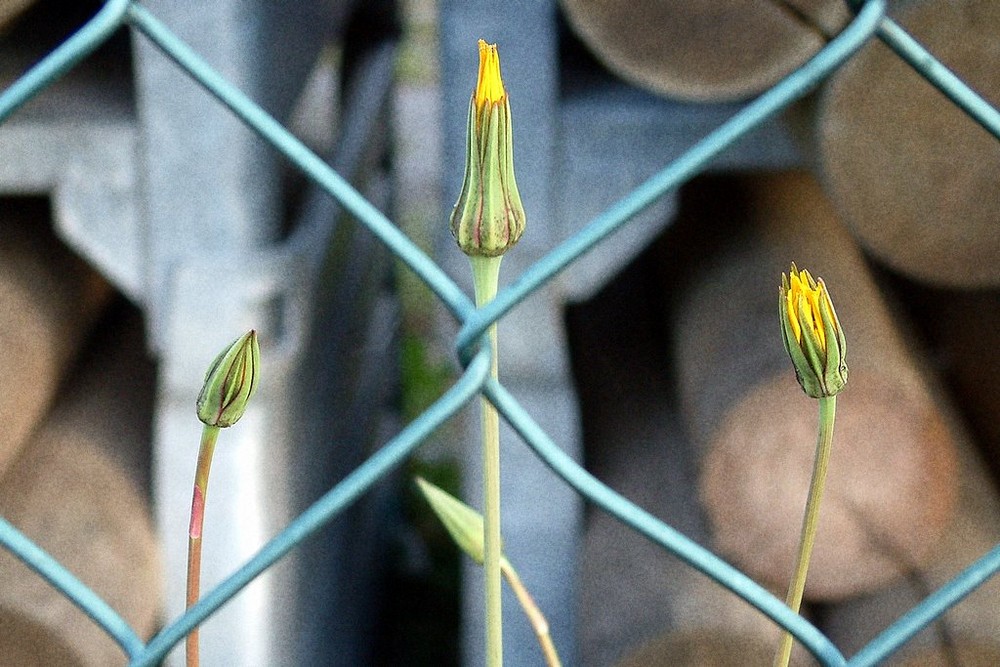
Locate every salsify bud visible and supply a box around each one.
[450,39,526,258]
[196,330,260,427]
[779,263,848,399]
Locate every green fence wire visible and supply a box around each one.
[1,1,998,664]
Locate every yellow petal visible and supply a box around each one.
[476,40,505,108]
[785,281,801,343]
[806,284,826,352]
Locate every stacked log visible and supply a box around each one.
[561,0,849,102]
[0,204,113,476]
[821,413,1000,664]
[0,304,161,665]
[815,0,1000,287]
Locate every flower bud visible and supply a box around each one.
[450,39,526,258]
[196,330,260,427]
[779,264,848,399]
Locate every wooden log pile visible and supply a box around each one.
[576,171,999,664]
[0,202,161,665]
[570,0,1000,662]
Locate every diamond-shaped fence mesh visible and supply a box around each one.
[1,1,998,665]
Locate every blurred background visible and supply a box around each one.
[1,0,998,665]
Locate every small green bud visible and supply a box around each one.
[450,40,526,258]
[779,264,848,399]
[416,476,500,565]
[196,330,260,427]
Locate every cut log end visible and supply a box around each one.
[817,0,1000,287]
[561,0,848,102]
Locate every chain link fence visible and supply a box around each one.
[1,0,999,664]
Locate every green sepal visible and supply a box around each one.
[416,476,503,565]
[450,97,481,253]
[794,293,827,398]
[818,280,848,395]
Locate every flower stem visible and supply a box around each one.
[471,255,503,667]
[186,424,221,667]
[774,395,837,667]
[501,558,561,667]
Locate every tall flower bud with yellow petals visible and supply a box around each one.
[774,265,847,666]
[451,39,526,667]
[450,40,526,257]
[779,263,848,398]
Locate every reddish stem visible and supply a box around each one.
[186,425,220,667]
